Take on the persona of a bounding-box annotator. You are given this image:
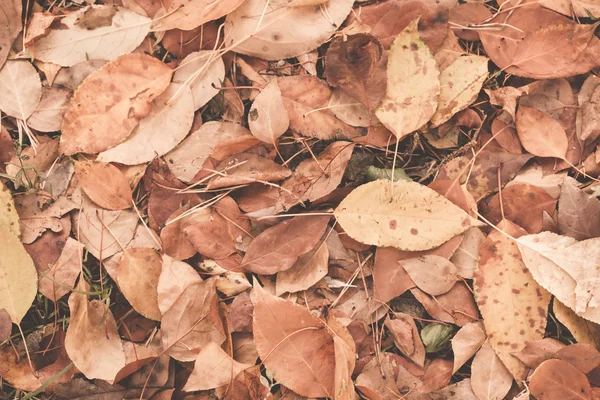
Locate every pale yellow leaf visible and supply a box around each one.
[249,79,289,143]
[450,226,486,279]
[334,179,472,251]
[0,180,20,237]
[553,298,600,349]
[375,19,440,139]
[157,0,245,31]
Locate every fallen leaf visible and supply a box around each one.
[385,313,426,367]
[241,215,330,274]
[450,227,486,279]
[27,86,71,133]
[248,79,289,144]
[207,153,292,189]
[96,83,195,165]
[372,247,416,303]
[0,0,21,68]
[449,3,492,41]
[278,75,363,140]
[16,194,76,244]
[334,179,472,251]
[224,0,355,60]
[325,33,387,111]
[38,237,83,302]
[479,6,600,79]
[172,50,225,111]
[157,0,244,31]
[65,279,126,381]
[554,298,600,349]
[558,179,600,240]
[577,75,600,141]
[117,248,162,321]
[470,341,513,400]
[157,254,201,315]
[0,226,38,323]
[430,55,489,127]
[517,232,600,322]
[375,19,440,139]
[183,341,251,391]
[355,352,422,398]
[475,219,550,381]
[53,59,107,91]
[400,255,457,296]
[328,88,378,127]
[556,343,600,374]
[530,359,592,400]
[421,358,454,393]
[59,53,172,155]
[0,180,20,237]
[0,60,42,120]
[74,160,133,210]
[412,282,479,327]
[514,338,565,368]
[276,241,329,295]
[32,5,151,67]
[160,278,226,361]
[434,28,465,71]
[251,280,335,398]
[0,309,10,342]
[451,322,486,373]
[516,105,568,159]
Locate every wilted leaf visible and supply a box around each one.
[97,83,194,165]
[27,86,71,133]
[514,338,565,368]
[554,298,600,349]
[0,226,38,323]
[450,227,486,279]
[375,19,440,139]
[183,341,251,391]
[74,160,132,210]
[38,238,83,302]
[335,179,472,251]
[32,5,151,67]
[224,0,355,60]
[0,0,21,68]
[251,281,335,398]
[0,60,42,120]
[530,359,592,400]
[276,242,329,295]
[60,54,172,155]
[516,105,568,159]
[0,180,20,237]
[373,247,416,303]
[157,254,201,315]
[385,313,425,367]
[470,341,513,400]
[325,34,387,111]
[207,153,292,189]
[475,220,550,381]
[241,215,330,274]
[430,55,489,127]
[172,51,225,111]
[451,322,486,373]
[556,343,600,374]
[65,279,126,381]
[400,255,457,296]
[518,232,600,323]
[16,194,76,245]
[117,248,162,321]
[328,88,378,127]
[558,179,600,240]
[157,0,244,31]
[248,79,289,143]
[449,3,492,41]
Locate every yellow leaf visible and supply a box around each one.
[0,180,19,237]
[334,179,472,251]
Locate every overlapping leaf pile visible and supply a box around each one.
[3,0,600,399]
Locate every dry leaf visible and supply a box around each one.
[60,53,172,155]
[530,359,592,400]
[241,215,330,274]
[558,179,600,240]
[248,79,289,143]
[470,341,513,400]
[74,160,133,210]
[157,0,244,31]
[97,83,194,165]
[0,180,20,238]
[117,248,162,321]
[38,238,83,302]
[65,279,126,381]
[375,19,440,139]
[451,227,486,279]
[430,55,489,127]
[32,5,151,67]
[516,105,568,159]
[207,153,292,189]
[183,341,251,391]
[16,194,76,244]
[251,281,335,398]
[325,33,387,111]
[0,60,42,120]
[224,0,355,60]
[475,220,550,381]
[373,247,416,303]
[385,313,425,367]
[334,179,472,251]
[0,309,10,342]
[172,51,225,111]
[452,322,486,373]
[157,254,201,315]
[514,338,565,368]
[54,60,107,91]
[554,298,600,349]
[0,0,21,68]
[328,88,378,127]
[518,232,600,323]
[556,343,600,374]
[449,3,492,41]
[27,86,71,133]
[400,256,457,296]
[276,242,329,295]
[0,226,38,323]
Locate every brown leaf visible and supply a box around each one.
[65,279,126,381]
[117,248,162,321]
[530,359,592,400]
[0,0,21,69]
[248,79,289,143]
[470,341,513,400]
[451,322,487,373]
[157,0,244,31]
[0,60,42,120]
[479,6,600,79]
[420,358,453,393]
[325,34,387,111]
[159,205,198,261]
[385,313,425,367]
[27,86,71,133]
[554,298,600,349]
[450,227,486,279]
[60,53,172,155]
[558,179,600,240]
[373,247,416,304]
[399,255,457,296]
[412,282,479,327]
[278,75,363,140]
[514,338,565,368]
[556,344,600,374]
[207,153,291,189]
[449,3,492,41]
[276,241,329,295]
[434,28,465,72]
[160,277,226,361]
[516,105,568,159]
[38,237,83,302]
[157,254,201,315]
[252,281,336,397]
[474,219,551,381]
[223,365,269,400]
[355,352,422,398]
[241,215,330,275]
[74,160,133,210]
[0,309,10,342]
